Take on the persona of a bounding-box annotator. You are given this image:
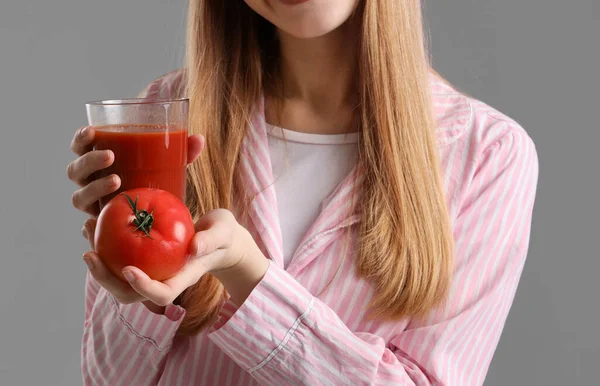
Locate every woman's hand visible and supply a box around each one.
[66,126,204,216]
[69,124,205,313]
[81,218,165,313]
[82,209,269,311]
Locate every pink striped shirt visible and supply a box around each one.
[81,70,539,385]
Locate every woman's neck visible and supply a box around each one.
[266,20,360,135]
[279,24,358,108]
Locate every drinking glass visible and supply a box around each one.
[85,98,189,209]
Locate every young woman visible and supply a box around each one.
[67,0,539,385]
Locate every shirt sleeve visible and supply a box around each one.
[207,130,539,386]
[136,69,186,100]
[81,272,186,386]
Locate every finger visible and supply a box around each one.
[67,150,114,186]
[83,252,144,304]
[190,209,237,256]
[187,246,230,276]
[186,134,204,165]
[82,218,98,251]
[122,264,204,307]
[70,126,96,156]
[72,174,121,215]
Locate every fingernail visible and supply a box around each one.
[83,255,94,270]
[82,226,88,239]
[81,127,88,137]
[122,270,135,283]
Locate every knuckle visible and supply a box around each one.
[78,153,89,172]
[70,138,78,153]
[66,162,75,180]
[215,208,235,222]
[77,126,88,140]
[71,191,82,209]
[68,157,86,181]
[71,127,85,152]
[84,217,97,231]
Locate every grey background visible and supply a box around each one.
[0,0,597,385]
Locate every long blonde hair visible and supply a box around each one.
[176,0,454,335]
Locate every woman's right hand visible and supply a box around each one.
[66,126,119,217]
[66,126,205,217]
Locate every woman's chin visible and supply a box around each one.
[278,22,340,39]
[245,0,359,39]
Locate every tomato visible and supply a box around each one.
[94,188,195,282]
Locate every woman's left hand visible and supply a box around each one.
[84,209,269,308]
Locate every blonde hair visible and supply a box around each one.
[176,0,454,335]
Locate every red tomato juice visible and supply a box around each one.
[93,124,188,208]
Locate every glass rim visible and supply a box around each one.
[85,97,189,106]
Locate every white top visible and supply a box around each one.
[266,124,359,268]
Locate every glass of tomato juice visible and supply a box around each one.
[85,98,189,209]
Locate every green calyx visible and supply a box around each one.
[124,194,155,239]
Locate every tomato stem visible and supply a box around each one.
[123,194,154,239]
